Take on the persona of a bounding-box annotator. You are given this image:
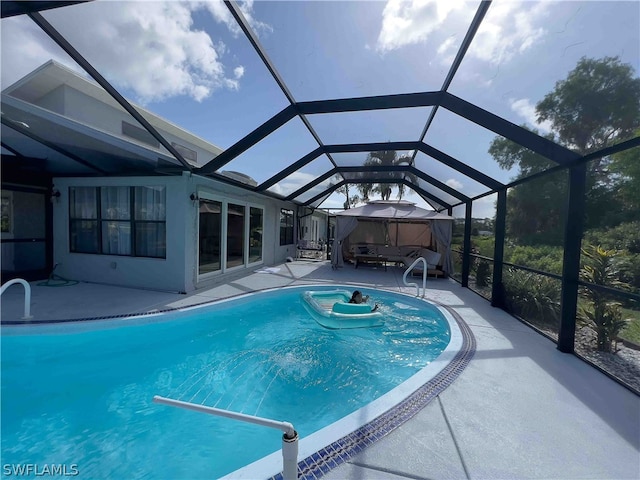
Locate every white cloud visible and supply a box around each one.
[1,1,269,103]
[376,0,465,53]
[375,1,549,68]
[509,98,553,134]
[320,192,351,210]
[445,178,463,190]
[233,66,245,79]
[436,35,457,65]
[271,171,327,198]
[1,17,78,89]
[465,2,549,65]
[473,195,497,219]
[203,0,272,38]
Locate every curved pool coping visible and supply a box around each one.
[1,284,476,480]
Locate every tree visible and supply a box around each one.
[537,56,640,155]
[356,182,374,204]
[334,176,360,209]
[609,129,640,212]
[363,150,417,201]
[489,132,567,245]
[489,56,640,244]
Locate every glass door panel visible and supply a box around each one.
[226,203,245,268]
[249,207,263,264]
[198,200,221,275]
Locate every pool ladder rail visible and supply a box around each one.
[153,395,299,480]
[0,278,33,320]
[403,257,428,298]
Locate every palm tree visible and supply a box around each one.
[364,150,418,201]
[333,175,360,209]
[356,182,374,203]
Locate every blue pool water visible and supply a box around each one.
[1,286,451,479]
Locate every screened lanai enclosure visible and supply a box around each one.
[1,1,639,393]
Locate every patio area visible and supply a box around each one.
[2,259,639,479]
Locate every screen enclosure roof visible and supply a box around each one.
[1,0,638,212]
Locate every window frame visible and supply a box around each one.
[225,202,246,270]
[248,205,264,265]
[68,186,166,259]
[196,190,265,281]
[1,191,14,235]
[280,208,294,246]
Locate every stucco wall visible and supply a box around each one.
[36,84,66,115]
[52,173,298,293]
[37,86,219,166]
[52,176,188,292]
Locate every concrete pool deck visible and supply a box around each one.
[2,260,639,479]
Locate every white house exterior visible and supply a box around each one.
[298,210,329,245]
[1,61,302,293]
[3,60,224,168]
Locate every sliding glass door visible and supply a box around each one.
[226,203,245,269]
[249,207,263,264]
[198,199,222,275]
[198,196,264,278]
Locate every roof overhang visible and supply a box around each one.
[1,94,187,176]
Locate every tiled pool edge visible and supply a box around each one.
[269,302,476,480]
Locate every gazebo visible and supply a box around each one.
[330,200,454,273]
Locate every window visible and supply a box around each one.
[70,187,99,253]
[69,186,166,258]
[171,142,197,163]
[101,187,131,255]
[122,121,160,148]
[1,193,13,234]
[134,186,166,258]
[280,208,294,245]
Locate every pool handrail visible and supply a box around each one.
[1,278,33,320]
[403,257,427,298]
[153,395,298,480]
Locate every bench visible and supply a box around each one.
[354,252,387,270]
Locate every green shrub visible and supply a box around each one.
[504,244,564,275]
[503,268,561,331]
[615,253,640,294]
[475,261,491,287]
[584,221,640,253]
[471,236,495,257]
[579,245,631,352]
[583,222,640,294]
[620,312,640,344]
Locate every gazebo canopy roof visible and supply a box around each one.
[335,201,453,221]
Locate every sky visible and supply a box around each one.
[2,0,639,218]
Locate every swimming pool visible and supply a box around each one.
[1,285,466,479]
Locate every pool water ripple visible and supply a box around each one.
[1,286,472,479]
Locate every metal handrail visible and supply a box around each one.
[1,278,33,320]
[403,257,427,298]
[153,395,298,480]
